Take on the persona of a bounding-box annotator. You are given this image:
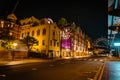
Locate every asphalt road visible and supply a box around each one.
[0,56,106,80]
[102,60,120,80]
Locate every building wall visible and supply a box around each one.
[20,17,60,58]
[61,25,89,57]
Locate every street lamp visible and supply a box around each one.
[13,43,17,47]
[12,43,17,60]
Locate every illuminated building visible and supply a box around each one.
[108,0,120,56]
[0,13,21,39]
[19,16,60,58]
[60,23,89,57]
[0,13,25,60]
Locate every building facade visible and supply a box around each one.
[20,17,60,58]
[60,23,89,57]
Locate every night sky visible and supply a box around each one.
[0,0,108,40]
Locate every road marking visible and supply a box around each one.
[87,78,93,80]
[49,64,54,67]
[94,59,97,61]
[0,74,6,77]
[32,68,37,70]
[99,59,103,61]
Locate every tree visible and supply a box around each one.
[21,35,38,57]
[1,34,15,50]
[57,17,68,29]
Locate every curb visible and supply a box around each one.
[0,59,50,66]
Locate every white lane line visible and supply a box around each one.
[0,74,6,77]
[49,64,54,67]
[94,59,97,61]
[32,68,37,70]
[87,78,93,80]
[99,59,103,61]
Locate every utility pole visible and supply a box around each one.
[12,0,20,13]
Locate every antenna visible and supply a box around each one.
[12,0,20,13]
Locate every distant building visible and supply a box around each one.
[0,13,21,40]
[0,13,27,60]
[60,23,89,57]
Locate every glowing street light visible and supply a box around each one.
[12,43,18,61]
[114,42,120,46]
[13,43,18,47]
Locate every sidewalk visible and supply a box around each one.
[0,58,52,66]
[0,56,91,66]
[107,56,120,61]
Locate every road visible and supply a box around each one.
[0,56,106,80]
[102,59,120,80]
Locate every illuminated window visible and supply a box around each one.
[43,29,46,35]
[1,21,4,28]
[37,29,40,36]
[32,31,34,36]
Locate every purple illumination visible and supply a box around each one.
[61,27,72,49]
[61,37,71,49]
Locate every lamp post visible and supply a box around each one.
[12,43,17,61]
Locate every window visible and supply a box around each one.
[54,26,56,29]
[53,31,55,36]
[27,32,30,35]
[42,40,45,46]
[57,42,59,47]
[43,29,46,35]
[32,31,34,36]
[23,22,25,25]
[54,41,56,46]
[50,40,52,46]
[28,21,31,24]
[37,29,40,36]
[22,33,24,38]
[53,31,55,39]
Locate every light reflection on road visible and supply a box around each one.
[106,62,120,80]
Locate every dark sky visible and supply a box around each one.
[0,0,108,40]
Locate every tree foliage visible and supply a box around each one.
[1,33,15,50]
[57,17,68,28]
[21,35,38,51]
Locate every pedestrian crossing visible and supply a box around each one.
[76,58,105,62]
